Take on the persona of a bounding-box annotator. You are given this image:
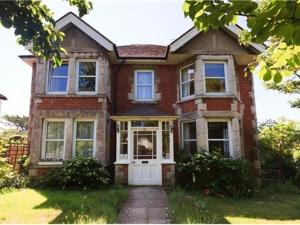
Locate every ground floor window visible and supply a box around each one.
[74,120,95,158]
[120,121,128,159]
[207,121,230,157]
[162,121,170,159]
[182,121,197,154]
[43,120,65,160]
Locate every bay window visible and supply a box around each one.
[182,121,197,154]
[135,70,154,101]
[48,62,68,93]
[204,62,227,93]
[180,64,195,99]
[42,121,65,160]
[77,60,97,93]
[207,121,230,157]
[74,120,95,157]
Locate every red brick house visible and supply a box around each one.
[21,12,264,187]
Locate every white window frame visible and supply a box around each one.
[204,61,228,95]
[206,119,232,157]
[76,59,98,95]
[180,63,195,100]
[181,120,197,152]
[73,119,97,158]
[46,61,69,94]
[134,70,155,101]
[41,119,67,161]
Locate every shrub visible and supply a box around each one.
[178,151,255,197]
[38,157,110,189]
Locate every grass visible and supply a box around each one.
[0,187,128,224]
[168,187,300,224]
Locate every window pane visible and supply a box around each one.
[45,141,64,160]
[120,131,128,159]
[183,122,196,139]
[78,77,96,92]
[49,77,67,92]
[183,141,197,154]
[46,122,64,139]
[208,122,228,139]
[205,63,225,77]
[131,121,158,127]
[79,62,96,75]
[133,131,156,159]
[51,63,68,77]
[209,140,230,157]
[76,140,94,157]
[76,122,94,139]
[137,86,152,99]
[163,130,170,159]
[205,78,226,92]
[182,81,194,98]
[181,65,194,82]
[137,72,152,85]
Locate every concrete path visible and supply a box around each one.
[118,186,170,224]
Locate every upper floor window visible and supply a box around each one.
[48,62,68,93]
[180,64,195,99]
[42,120,65,161]
[182,121,197,154]
[208,121,230,157]
[77,60,97,93]
[204,62,227,94]
[135,70,154,101]
[74,120,95,158]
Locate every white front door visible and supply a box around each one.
[128,128,162,185]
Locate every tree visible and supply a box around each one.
[0,0,93,66]
[182,0,300,84]
[1,115,29,132]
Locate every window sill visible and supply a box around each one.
[132,101,158,104]
[35,94,107,98]
[114,161,129,164]
[161,161,176,164]
[38,161,63,166]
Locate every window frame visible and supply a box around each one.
[76,59,98,95]
[73,119,97,158]
[46,61,69,94]
[181,120,197,153]
[180,63,195,100]
[41,119,66,161]
[134,70,155,101]
[203,61,228,95]
[206,119,232,157]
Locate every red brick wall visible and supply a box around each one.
[204,98,233,111]
[36,97,103,110]
[179,99,197,113]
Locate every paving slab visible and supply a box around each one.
[118,186,170,224]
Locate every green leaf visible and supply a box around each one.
[263,71,272,81]
[274,72,283,83]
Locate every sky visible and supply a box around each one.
[0,0,299,122]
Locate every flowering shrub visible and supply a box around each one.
[178,151,255,197]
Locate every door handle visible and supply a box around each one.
[142,161,149,164]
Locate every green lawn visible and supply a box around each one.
[0,188,128,224]
[168,188,300,224]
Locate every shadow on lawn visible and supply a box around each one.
[32,188,127,224]
[169,190,300,224]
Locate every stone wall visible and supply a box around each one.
[115,164,128,185]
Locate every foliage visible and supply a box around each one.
[0,188,128,224]
[259,118,300,179]
[168,188,300,224]
[2,114,28,132]
[37,157,110,189]
[178,151,255,197]
[0,157,29,189]
[183,0,300,84]
[0,0,92,66]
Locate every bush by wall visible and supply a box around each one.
[178,151,255,197]
[38,157,110,189]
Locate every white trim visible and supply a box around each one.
[203,61,228,95]
[46,61,69,94]
[38,161,63,166]
[75,59,98,95]
[73,119,96,158]
[169,25,266,53]
[41,119,67,161]
[180,63,195,100]
[55,13,114,51]
[134,70,155,101]
[206,119,233,157]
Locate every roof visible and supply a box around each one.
[114,106,174,117]
[0,94,7,100]
[117,45,168,59]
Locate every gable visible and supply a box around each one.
[61,25,102,52]
[174,29,252,54]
